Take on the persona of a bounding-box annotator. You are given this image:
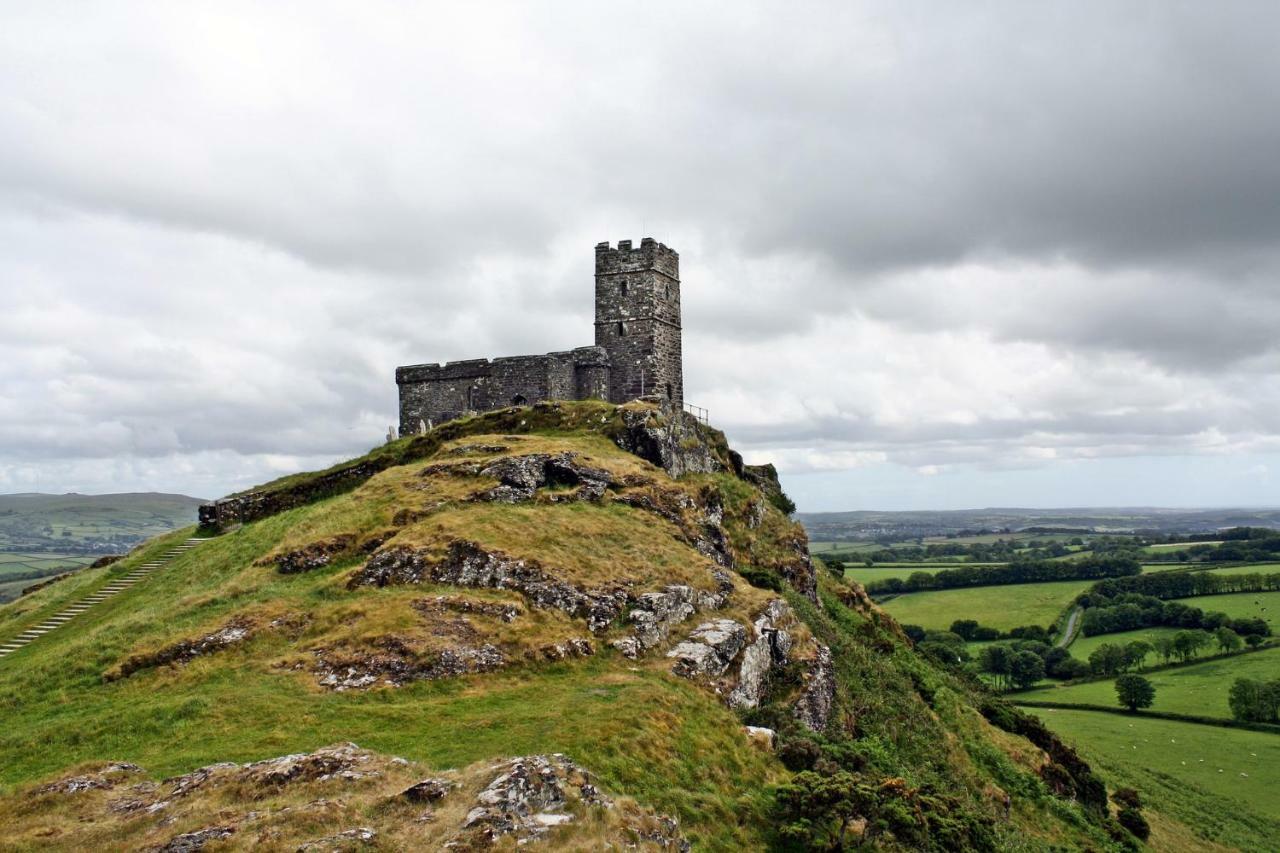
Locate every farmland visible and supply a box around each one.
[1026,709,1280,852]
[1019,646,1280,719]
[1168,590,1280,632]
[0,554,98,603]
[878,579,1093,632]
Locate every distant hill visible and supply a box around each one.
[799,506,1280,542]
[0,492,206,555]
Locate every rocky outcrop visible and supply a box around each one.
[610,575,732,659]
[36,763,142,795]
[611,406,725,479]
[448,754,688,850]
[412,595,522,623]
[728,599,796,710]
[350,541,629,633]
[794,645,836,732]
[665,600,802,713]
[152,826,235,852]
[313,641,507,691]
[296,827,377,851]
[477,453,617,503]
[667,619,748,679]
[109,619,254,680]
[400,778,456,803]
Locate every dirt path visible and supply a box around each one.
[1055,606,1082,648]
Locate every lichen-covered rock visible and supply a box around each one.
[612,407,724,479]
[296,827,377,851]
[610,575,733,659]
[313,642,506,691]
[451,754,607,846]
[110,619,254,680]
[400,778,456,803]
[412,595,522,623]
[152,825,235,852]
[667,619,747,678]
[728,599,796,710]
[36,763,142,795]
[351,541,628,633]
[476,452,617,503]
[794,645,836,732]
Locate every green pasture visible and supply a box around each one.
[1202,562,1280,578]
[1169,590,1280,631]
[1069,627,1184,660]
[878,579,1091,632]
[1028,709,1280,852]
[1020,647,1280,719]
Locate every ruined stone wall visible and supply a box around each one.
[397,347,611,435]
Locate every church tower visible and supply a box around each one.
[594,238,683,407]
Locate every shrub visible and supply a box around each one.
[1112,787,1142,810]
[1117,807,1150,840]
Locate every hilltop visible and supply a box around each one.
[0,402,1132,850]
[0,492,205,554]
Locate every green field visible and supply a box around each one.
[840,565,953,585]
[878,579,1091,632]
[0,492,203,553]
[1068,627,1184,660]
[0,553,97,604]
[1169,590,1280,632]
[1202,562,1280,578]
[1020,646,1280,719]
[1027,709,1280,851]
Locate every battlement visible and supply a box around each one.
[396,240,682,434]
[595,237,679,280]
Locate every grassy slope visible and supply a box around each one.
[0,408,1121,850]
[1168,590,1280,631]
[879,580,1091,632]
[1019,647,1280,720]
[1027,709,1280,852]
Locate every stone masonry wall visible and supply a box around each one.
[397,239,682,433]
[594,238,683,406]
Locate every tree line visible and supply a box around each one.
[866,555,1141,595]
[1086,570,1280,602]
[1078,590,1271,639]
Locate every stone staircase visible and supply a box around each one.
[0,537,209,660]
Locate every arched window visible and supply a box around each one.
[620,282,628,297]
[511,394,527,406]
[665,383,673,400]
[664,283,671,299]
[617,321,626,336]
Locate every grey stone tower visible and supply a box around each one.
[594,238,683,406]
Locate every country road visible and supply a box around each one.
[1055,606,1083,648]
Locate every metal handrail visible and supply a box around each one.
[683,402,710,425]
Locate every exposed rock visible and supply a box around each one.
[36,763,142,795]
[400,778,456,803]
[241,743,379,787]
[476,452,617,503]
[296,827,377,851]
[612,407,724,479]
[314,642,506,691]
[450,754,609,847]
[351,541,629,633]
[667,619,747,679]
[111,619,254,680]
[728,599,796,710]
[778,537,819,603]
[90,554,124,569]
[447,443,509,456]
[746,499,768,529]
[152,826,235,852]
[162,744,379,799]
[610,579,732,659]
[794,645,836,732]
[412,595,522,623]
[262,534,356,574]
[533,638,595,661]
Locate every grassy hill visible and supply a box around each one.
[0,492,205,554]
[0,402,1127,851]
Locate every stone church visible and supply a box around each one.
[397,238,684,435]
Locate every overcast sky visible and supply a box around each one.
[2,2,1278,511]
